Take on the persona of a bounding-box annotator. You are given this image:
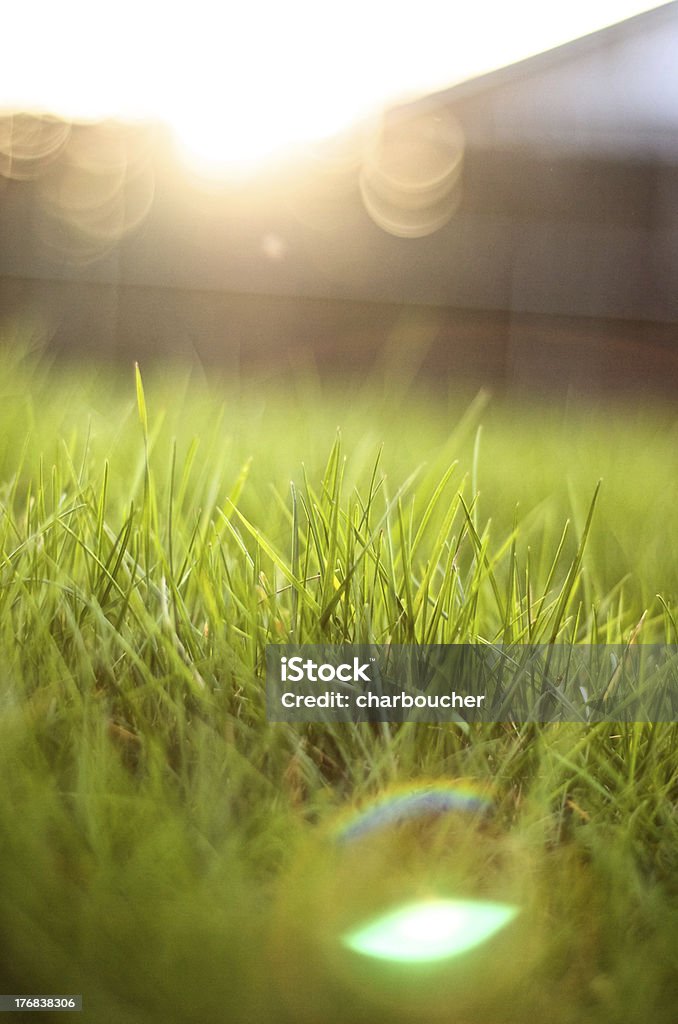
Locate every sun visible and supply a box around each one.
[2,1,667,175]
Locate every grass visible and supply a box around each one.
[0,346,677,1023]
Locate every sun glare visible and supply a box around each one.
[2,1,668,174]
[342,899,520,963]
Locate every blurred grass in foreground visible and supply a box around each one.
[0,347,677,1023]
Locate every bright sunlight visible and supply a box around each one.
[1,1,668,174]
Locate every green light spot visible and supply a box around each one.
[342,898,519,963]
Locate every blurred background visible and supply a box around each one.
[0,1,676,396]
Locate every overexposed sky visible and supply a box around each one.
[1,1,669,169]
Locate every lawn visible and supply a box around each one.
[0,347,676,1022]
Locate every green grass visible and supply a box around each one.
[0,347,677,1023]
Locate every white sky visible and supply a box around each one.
[1,1,669,169]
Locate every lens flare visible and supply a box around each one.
[333,780,492,844]
[360,107,464,237]
[34,122,155,264]
[342,898,519,963]
[0,114,70,180]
